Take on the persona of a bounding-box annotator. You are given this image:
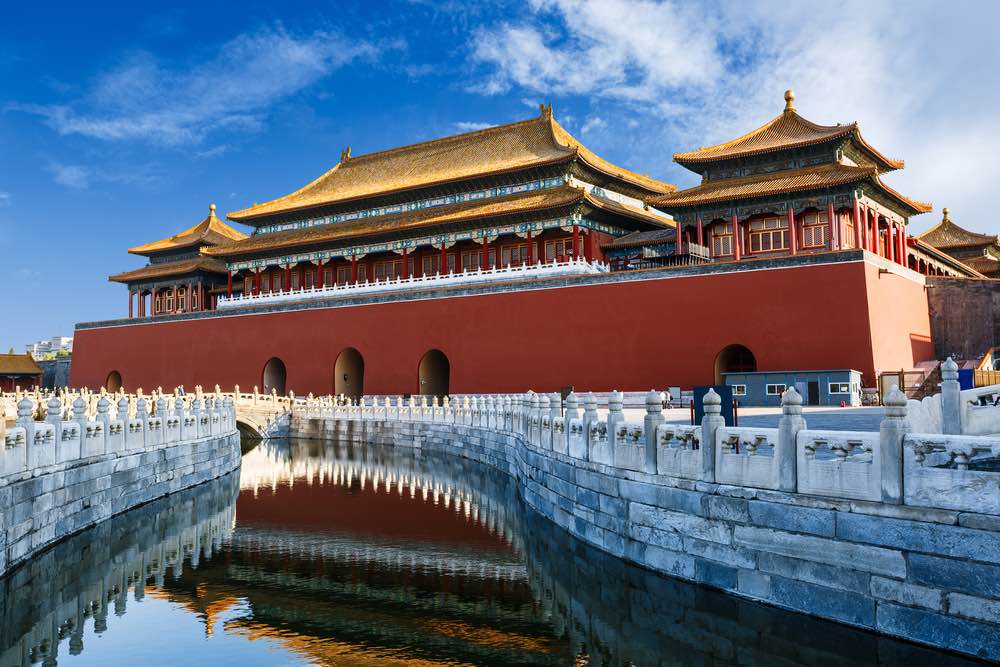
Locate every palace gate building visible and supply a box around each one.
[71,94,987,400]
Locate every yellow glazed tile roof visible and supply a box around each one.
[674,91,903,171]
[109,256,230,283]
[209,186,588,257]
[649,163,931,214]
[129,204,247,256]
[917,208,999,249]
[227,109,674,222]
[0,354,43,375]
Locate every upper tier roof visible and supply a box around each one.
[648,162,931,214]
[674,90,904,172]
[917,208,999,249]
[227,108,675,223]
[129,204,247,256]
[208,185,670,259]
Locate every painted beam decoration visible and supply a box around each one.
[227,214,627,272]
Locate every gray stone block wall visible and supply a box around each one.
[298,416,1000,661]
[927,276,1000,361]
[0,431,240,578]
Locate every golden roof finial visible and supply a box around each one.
[942,207,950,221]
[784,89,796,113]
[340,146,351,162]
[209,203,217,215]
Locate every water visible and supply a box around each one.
[0,438,986,666]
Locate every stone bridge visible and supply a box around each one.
[288,371,1000,661]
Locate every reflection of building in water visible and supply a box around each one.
[0,472,239,667]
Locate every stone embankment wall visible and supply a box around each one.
[0,391,240,578]
[292,406,1000,661]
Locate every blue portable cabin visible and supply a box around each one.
[722,369,863,407]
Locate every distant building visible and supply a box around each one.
[0,354,42,391]
[26,335,73,360]
[917,208,1000,278]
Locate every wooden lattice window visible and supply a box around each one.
[840,211,856,248]
[801,212,828,248]
[501,243,531,266]
[749,217,788,252]
[712,222,733,256]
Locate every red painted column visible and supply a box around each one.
[787,206,797,255]
[481,236,489,269]
[187,282,193,312]
[284,265,291,292]
[887,222,896,263]
[526,230,534,265]
[128,290,133,318]
[317,259,324,288]
[870,211,878,254]
[827,203,837,250]
[675,221,683,256]
[696,218,704,247]
[853,198,862,250]
[227,272,233,296]
[731,215,741,261]
[440,243,447,274]
[572,224,580,260]
[899,225,907,265]
[582,231,592,262]
[402,249,409,279]
[351,255,358,284]
[254,271,260,295]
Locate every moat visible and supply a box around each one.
[0,437,987,666]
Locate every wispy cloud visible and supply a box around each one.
[46,161,161,189]
[0,192,11,207]
[453,121,493,132]
[467,0,1000,231]
[13,25,379,147]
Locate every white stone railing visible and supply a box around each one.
[215,257,610,310]
[0,388,237,481]
[291,380,1000,515]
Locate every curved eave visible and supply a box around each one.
[871,173,932,216]
[909,238,986,278]
[582,192,673,229]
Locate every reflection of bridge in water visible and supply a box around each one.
[1,438,984,666]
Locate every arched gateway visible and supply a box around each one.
[418,349,450,398]
[334,348,364,399]
[262,357,287,395]
[105,370,123,392]
[714,344,757,385]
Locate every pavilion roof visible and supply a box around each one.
[0,354,42,376]
[674,91,903,172]
[109,256,230,284]
[227,108,675,223]
[209,185,669,259]
[600,228,676,250]
[129,204,247,256]
[648,162,931,215]
[917,208,999,249]
[908,237,987,278]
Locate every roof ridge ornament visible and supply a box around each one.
[539,102,552,119]
[942,207,951,222]
[340,146,351,162]
[784,89,796,113]
[209,203,217,216]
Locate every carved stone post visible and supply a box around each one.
[643,390,664,474]
[539,394,551,448]
[549,392,561,430]
[941,357,961,435]
[700,389,724,483]
[96,395,111,430]
[607,391,624,447]
[529,393,540,444]
[777,386,805,492]
[582,392,598,461]
[879,386,909,504]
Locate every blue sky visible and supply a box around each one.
[1,1,997,351]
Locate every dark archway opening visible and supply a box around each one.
[714,344,757,385]
[105,370,123,392]
[418,349,450,398]
[334,348,364,399]
[262,357,287,395]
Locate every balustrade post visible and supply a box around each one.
[777,387,805,492]
[46,395,63,439]
[529,393,540,444]
[643,390,664,474]
[607,391,624,449]
[700,389,724,483]
[539,394,551,448]
[582,392,598,462]
[549,392,561,429]
[879,386,908,504]
[941,357,961,435]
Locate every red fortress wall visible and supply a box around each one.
[71,257,934,395]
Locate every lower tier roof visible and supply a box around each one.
[109,256,229,284]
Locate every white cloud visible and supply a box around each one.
[468,0,1000,233]
[580,116,606,134]
[46,161,161,189]
[15,25,378,146]
[453,121,493,132]
[0,192,10,207]
[48,164,90,189]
